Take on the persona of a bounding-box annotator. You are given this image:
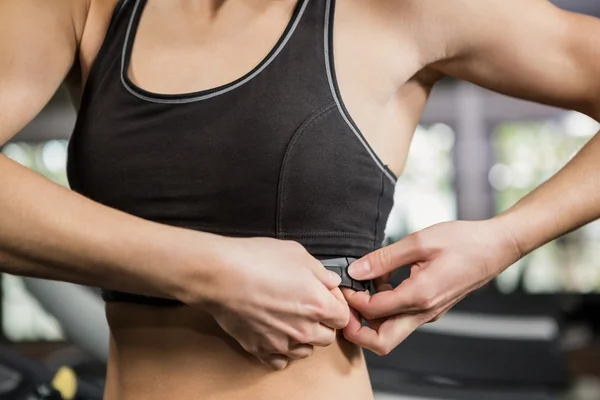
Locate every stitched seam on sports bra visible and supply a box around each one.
[373,171,384,250]
[324,0,397,185]
[276,103,337,237]
[280,231,374,237]
[151,224,277,236]
[119,0,310,104]
[280,234,376,240]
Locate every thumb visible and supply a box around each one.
[348,233,425,280]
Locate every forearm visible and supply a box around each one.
[0,155,223,302]
[495,131,600,257]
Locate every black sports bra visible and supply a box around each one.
[67,0,397,305]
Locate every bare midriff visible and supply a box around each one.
[104,302,375,400]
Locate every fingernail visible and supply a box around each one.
[348,260,370,279]
[328,270,342,286]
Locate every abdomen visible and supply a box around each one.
[104,302,374,400]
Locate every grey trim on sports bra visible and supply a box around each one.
[120,0,310,104]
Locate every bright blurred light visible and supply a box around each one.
[496,259,525,294]
[513,141,533,163]
[488,163,512,190]
[430,123,455,151]
[384,123,456,239]
[562,111,600,137]
[511,162,533,189]
[523,249,562,293]
[41,140,67,172]
[2,143,32,167]
[405,191,453,230]
[410,125,429,154]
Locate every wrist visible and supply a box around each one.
[165,228,233,307]
[486,216,524,274]
[492,202,544,258]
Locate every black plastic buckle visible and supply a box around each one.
[320,257,371,292]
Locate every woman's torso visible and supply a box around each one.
[104,303,374,400]
[66,0,439,398]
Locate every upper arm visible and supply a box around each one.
[0,0,89,147]
[428,0,600,118]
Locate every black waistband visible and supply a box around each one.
[102,256,369,306]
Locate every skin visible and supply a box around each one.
[1,0,600,398]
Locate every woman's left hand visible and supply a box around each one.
[341,218,522,355]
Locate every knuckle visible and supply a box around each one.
[374,344,392,356]
[427,311,445,323]
[428,314,441,323]
[360,309,378,321]
[342,328,357,342]
[413,283,437,311]
[412,231,429,253]
[287,240,306,253]
[291,328,311,345]
[290,351,311,360]
[309,297,328,320]
[415,294,435,311]
[297,345,315,357]
[267,357,288,371]
[241,342,259,355]
[416,296,436,312]
[322,330,336,345]
[375,248,392,273]
[304,348,314,358]
[340,312,351,328]
[272,342,290,355]
[264,334,285,352]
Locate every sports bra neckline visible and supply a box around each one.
[120,0,308,103]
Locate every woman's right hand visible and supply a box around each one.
[186,237,350,370]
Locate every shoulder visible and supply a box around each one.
[350,0,457,68]
[401,0,566,64]
[371,0,567,66]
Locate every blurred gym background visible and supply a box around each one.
[2,1,600,399]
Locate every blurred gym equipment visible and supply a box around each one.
[22,279,109,363]
[368,288,569,400]
[0,345,103,400]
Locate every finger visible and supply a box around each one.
[330,287,348,306]
[285,343,314,360]
[258,354,290,371]
[345,275,436,320]
[374,272,392,285]
[376,283,394,292]
[306,324,337,347]
[426,294,468,323]
[315,288,351,330]
[374,278,393,293]
[345,306,363,333]
[348,233,427,280]
[344,313,422,356]
[340,287,359,302]
[373,271,393,293]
